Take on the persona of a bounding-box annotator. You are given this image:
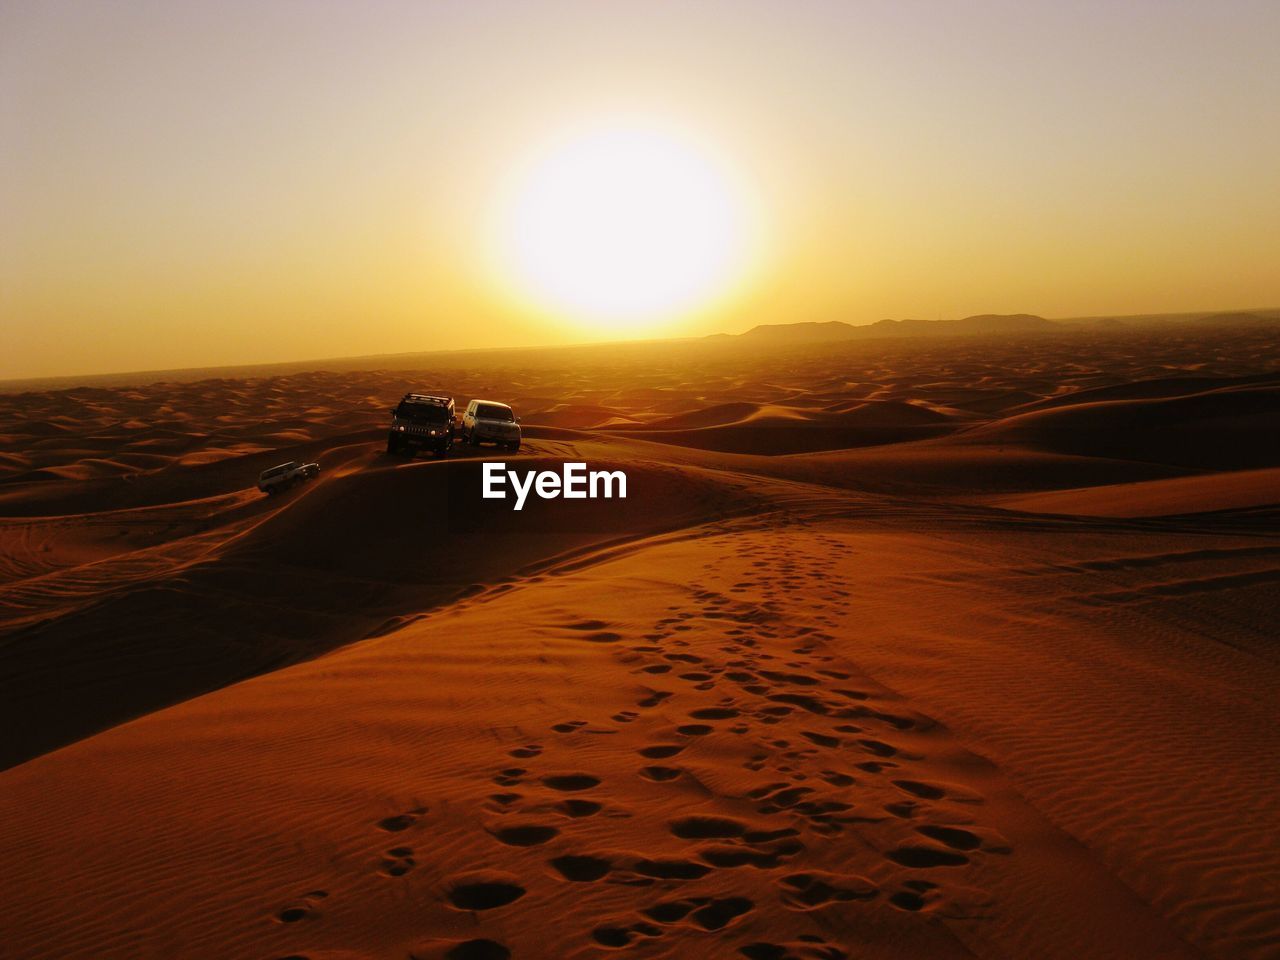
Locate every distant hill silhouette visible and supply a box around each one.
[714,321,864,343]
[721,314,1056,344]
[717,310,1279,345]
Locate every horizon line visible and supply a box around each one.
[4,304,1277,391]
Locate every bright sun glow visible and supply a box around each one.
[495,123,751,331]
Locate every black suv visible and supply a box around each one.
[387,393,455,457]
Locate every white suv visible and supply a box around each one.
[257,460,320,495]
[461,400,521,451]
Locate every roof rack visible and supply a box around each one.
[401,393,452,405]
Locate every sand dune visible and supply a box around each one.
[964,385,1280,469]
[1010,371,1280,413]
[0,451,765,768]
[2,508,1269,959]
[606,401,960,455]
[1,324,1278,959]
[991,466,1280,517]
[632,401,764,430]
[525,403,644,430]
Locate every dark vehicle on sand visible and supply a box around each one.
[387,393,455,457]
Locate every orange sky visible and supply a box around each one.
[3,1,1278,379]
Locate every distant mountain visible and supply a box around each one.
[715,310,1280,346]
[722,314,1057,344]
[953,313,1057,333]
[864,314,1056,337]
[1056,308,1280,328]
[724,321,863,343]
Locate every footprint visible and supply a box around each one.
[556,799,602,818]
[446,871,526,911]
[669,815,747,839]
[410,939,511,960]
[760,670,820,687]
[377,807,426,832]
[676,724,714,736]
[490,823,560,846]
[592,924,659,949]
[746,781,791,799]
[273,890,326,924]
[777,871,877,910]
[541,773,601,792]
[915,825,981,851]
[549,854,613,882]
[634,857,713,880]
[445,941,509,960]
[641,898,700,922]
[740,940,848,960]
[638,745,684,759]
[606,895,753,941]
[885,845,969,868]
[857,739,897,757]
[699,839,802,869]
[508,744,543,759]
[889,890,927,911]
[562,619,609,631]
[768,693,830,715]
[754,786,815,812]
[688,896,754,931]
[689,707,738,720]
[856,761,896,773]
[380,846,416,877]
[891,780,945,800]
[552,720,587,733]
[639,766,681,782]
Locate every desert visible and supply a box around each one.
[1,320,1277,960]
[5,3,1279,955]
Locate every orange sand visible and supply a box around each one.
[1,326,1277,959]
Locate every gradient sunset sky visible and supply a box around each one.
[3,0,1278,379]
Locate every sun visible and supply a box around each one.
[494,123,751,331]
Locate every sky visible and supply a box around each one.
[2,0,1278,379]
